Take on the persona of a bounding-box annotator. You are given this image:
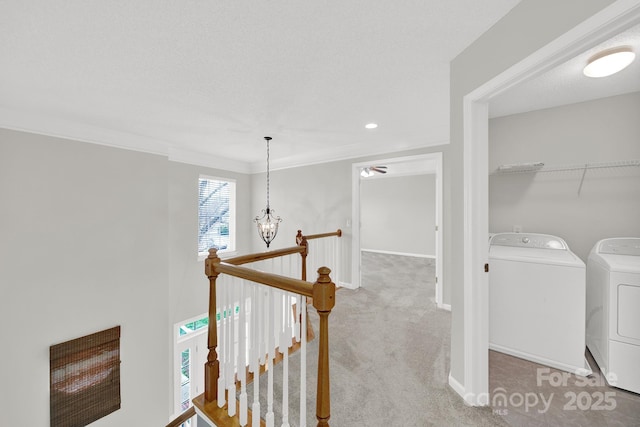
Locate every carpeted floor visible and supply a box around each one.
[248,251,509,426]
[244,251,640,426]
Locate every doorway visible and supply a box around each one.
[351,152,444,307]
[462,3,640,404]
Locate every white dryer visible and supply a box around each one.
[489,233,591,375]
[586,237,640,394]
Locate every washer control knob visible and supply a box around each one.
[522,237,530,244]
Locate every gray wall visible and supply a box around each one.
[251,148,444,287]
[0,129,171,425]
[489,92,640,262]
[0,126,443,423]
[0,128,257,425]
[361,174,436,256]
[450,0,616,389]
[168,161,253,325]
[251,159,353,283]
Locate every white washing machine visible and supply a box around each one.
[489,233,591,376]
[586,237,640,394]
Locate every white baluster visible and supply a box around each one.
[274,290,282,352]
[265,287,275,427]
[281,293,291,427]
[300,295,307,427]
[251,284,261,427]
[217,277,227,407]
[294,293,300,343]
[224,278,236,415]
[334,235,341,285]
[239,279,248,426]
[227,278,237,417]
[259,286,266,366]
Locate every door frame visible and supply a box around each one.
[462,0,640,405]
[351,152,444,307]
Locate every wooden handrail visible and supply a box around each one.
[223,245,305,266]
[297,229,342,241]
[165,406,196,427]
[216,260,314,297]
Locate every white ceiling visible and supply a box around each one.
[0,0,522,173]
[490,22,640,118]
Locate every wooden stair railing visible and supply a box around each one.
[296,229,341,282]
[223,245,306,267]
[165,406,196,427]
[200,248,336,427]
[167,231,340,427]
[297,229,342,243]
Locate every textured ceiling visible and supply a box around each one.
[490,22,640,118]
[0,0,521,172]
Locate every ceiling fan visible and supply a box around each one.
[360,165,387,177]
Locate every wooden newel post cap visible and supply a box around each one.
[296,230,303,245]
[312,267,335,312]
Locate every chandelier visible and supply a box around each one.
[254,136,282,248]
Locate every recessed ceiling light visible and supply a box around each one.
[583,46,635,78]
[365,123,378,129]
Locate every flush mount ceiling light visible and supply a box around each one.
[365,123,378,129]
[254,136,282,248]
[583,46,635,78]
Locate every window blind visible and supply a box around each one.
[198,177,234,253]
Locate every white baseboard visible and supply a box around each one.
[489,343,592,376]
[338,281,356,289]
[361,248,435,259]
[448,372,466,400]
[449,372,489,407]
[437,303,451,311]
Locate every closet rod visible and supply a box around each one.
[492,159,640,175]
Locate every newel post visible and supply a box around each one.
[312,267,336,427]
[204,248,221,402]
[296,230,308,281]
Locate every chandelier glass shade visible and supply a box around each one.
[255,136,282,248]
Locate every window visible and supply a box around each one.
[174,315,208,425]
[179,317,209,337]
[180,349,191,411]
[198,176,236,255]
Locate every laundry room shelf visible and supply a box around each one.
[491,159,640,175]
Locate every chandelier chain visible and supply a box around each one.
[266,138,270,209]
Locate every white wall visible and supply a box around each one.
[489,92,640,261]
[449,0,616,390]
[360,174,436,256]
[0,129,171,426]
